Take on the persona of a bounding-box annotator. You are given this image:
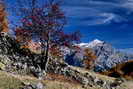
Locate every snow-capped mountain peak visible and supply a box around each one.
[77,39,104,48]
[89,39,103,47]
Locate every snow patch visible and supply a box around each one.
[77,39,104,48]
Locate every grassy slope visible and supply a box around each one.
[0,68,132,89]
[0,71,22,89]
[0,71,93,89]
[71,66,116,82]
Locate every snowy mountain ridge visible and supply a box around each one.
[65,39,133,72]
[76,39,104,48]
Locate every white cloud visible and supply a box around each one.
[99,13,127,24]
[61,0,133,26]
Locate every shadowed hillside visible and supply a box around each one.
[101,60,133,80]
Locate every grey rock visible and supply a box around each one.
[94,78,105,87]
[36,82,44,89]
[30,66,46,79]
[21,82,44,89]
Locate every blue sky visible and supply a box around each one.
[5,0,133,49]
[61,0,133,49]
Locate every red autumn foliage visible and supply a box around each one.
[15,0,81,70]
[15,28,31,43]
[0,2,8,32]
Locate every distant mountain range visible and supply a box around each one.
[65,39,133,72]
[118,48,133,55]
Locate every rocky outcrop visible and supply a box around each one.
[0,34,44,78]
[92,42,130,72]
[47,58,125,89]
[91,41,133,72]
[0,33,20,70]
[69,39,133,72]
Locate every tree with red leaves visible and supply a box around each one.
[14,0,81,71]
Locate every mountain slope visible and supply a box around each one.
[69,39,133,72]
[101,60,133,80]
[0,33,132,89]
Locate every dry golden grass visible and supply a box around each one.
[46,73,80,84]
[0,71,76,89]
[117,81,133,89]
[0,71,23,89]
[71,66,115,82]
[43,80,98,89]
[0,68,132,89]
[0,71,101,89]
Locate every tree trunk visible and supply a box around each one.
[41,32,50,72]
[43,39,49,71]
